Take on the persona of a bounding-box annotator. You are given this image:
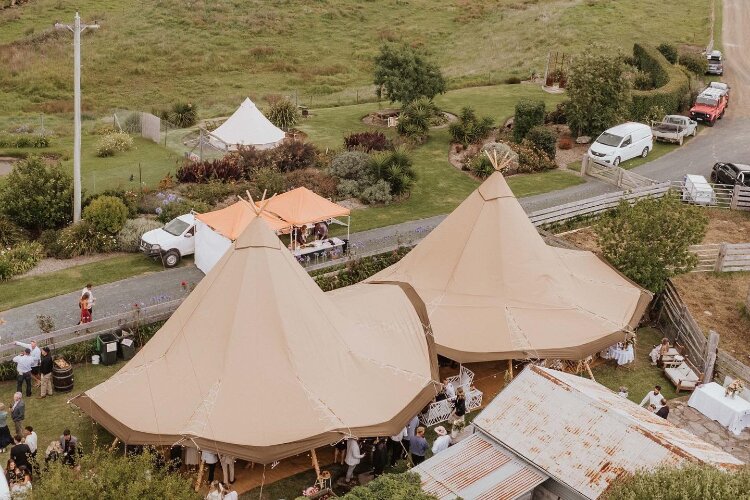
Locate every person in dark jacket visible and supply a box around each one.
[10,435,30,472]
[452,387,467,421]
[655,399,670,419]
[10,393,24,438]
[60,429,78,466]
[39,347,54,398]
[372,438,388,477]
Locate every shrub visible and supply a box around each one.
[481,142,519,173]
[632,70,654,90]
[272,140,319,173]
[37,229,62,257]
[315,247,411,291]
[85,189,139,218]
[178,180,253,205]
[55,221,118,258]
[336,179,361,199]
[679,51,708,75]
[558,136,574,150]
[525,126,557,159]
[505,76,522,84]
[369,148,416,196]
[176,155,245,183]
[0,241,44,280]
[544,101,568,125]
[448,107,494,146]
[595,194,707,292]
[0,156,73,232]
[512,141,557,173]
[567,46,630,137]
[284,168,338,199]
[0,216,27,247]
[469,154,495,179]
[83,195,129,234]
[513,100,545,142]
[95,132,133,157]
[373,43,446,104]
[644,105,667,125]
[329,151,373,183]
[396,97,441,143]
[656,43,678,64]
[156,198,210,223]
[0,134,50,148]
[122,112,142,134]
[267,98,299,130]
[344,131,391,152]
[169,102,197,127]
[631,44,690,121]
[360,179,393,205]
[338,472,436,500]
[254,167,285,197]
[116,218,162,252]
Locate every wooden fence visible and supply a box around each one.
[657,280,750,384]
[0,299,183,364]
[582,156,658,190]
[689,242,750,272]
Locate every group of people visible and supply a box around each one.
[204,480,238,500]
[12,340,54,400]
[200,450,238,499]
[640,385,670,419]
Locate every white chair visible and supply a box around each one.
[663,358,702,392]
[419,366,483,426]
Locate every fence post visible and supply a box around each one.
[714,243,727,272]
[703,330,720,383]
[616,168,624,188]
[730,184,741,210]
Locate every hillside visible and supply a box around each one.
[0,0,711,117]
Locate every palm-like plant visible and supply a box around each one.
[370,148,416,196]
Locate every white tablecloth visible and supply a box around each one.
[688,382,750,435]
[609,345,634,365]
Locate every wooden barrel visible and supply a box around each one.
[53,360,74,393]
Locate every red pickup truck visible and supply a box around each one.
[689,87,728,126]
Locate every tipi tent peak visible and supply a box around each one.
[208,97,286,151]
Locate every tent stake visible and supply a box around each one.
[194,459,205,492]
[584,361,596,382]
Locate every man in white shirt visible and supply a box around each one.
[201,449,219,483]
[431,426,451,454]
[639,385,663,410]
[14,341,40,385]
[81,283,95,318]
[23,425,38,474]
[219,453,235,484]
[12,349,34,397]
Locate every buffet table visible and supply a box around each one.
[688,382,750,435]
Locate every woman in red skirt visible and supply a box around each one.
[79,293,92,324]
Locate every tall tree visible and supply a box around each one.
[566,47,631,137]
[595,194,708,293]
[373,44,446,104]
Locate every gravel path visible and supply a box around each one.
[20,252,130,278]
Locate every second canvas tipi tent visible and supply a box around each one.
[209,97,286,150]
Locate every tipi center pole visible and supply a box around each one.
[508,359,513,380]
[194,459,205,492]
[584,361,596,382]
[108,437,119,452]
[311,448,321,477]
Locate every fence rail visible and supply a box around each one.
[657,281,750,384]
[581,156,659,190]
[689,242,750,272]
[0,300,183,364]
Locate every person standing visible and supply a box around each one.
[409,427,428,465]
[204,480,221,500]
[452,387,467,423]
[372,438,388,477]
[13,341,40,386]
[442,378,456,401]
[388,427,407,467]
[219,453,235,485]
[201,449,219,483]
[12,350,33,398]
[431,426,451,455]
[79,293,92,324]
[11,393,24,438]
[81,283,95,319]
[0,404,13,453]
[655,399,670,419]
[221,482,238,500]
[38,348,54,399]
[23,427,37,475]
[60,430,78,466]
[639,385,663,410]
[9,435,30,472]
[344,437,365,484]
[404,415,419,455]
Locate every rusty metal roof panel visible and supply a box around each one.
[473,365,744,499]
[414,433,548,500]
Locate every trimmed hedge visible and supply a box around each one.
[630,43,690,121]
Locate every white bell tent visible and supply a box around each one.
[209,98,286,151]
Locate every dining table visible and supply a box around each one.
[688,382,750,435]
[603,344,635,365]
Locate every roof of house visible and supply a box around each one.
[472,365,743,499]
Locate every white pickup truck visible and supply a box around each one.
[650,115,697,146]
[139,213,196,267]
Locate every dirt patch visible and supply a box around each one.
[555,143,587,169]
[20,252,130,278]
[0,157,16,177]
[336,198,367,210]
[557,226,600,253]
[672,272,750,363]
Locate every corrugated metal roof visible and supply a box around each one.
[473,365,744,499]
[414,433,547,500]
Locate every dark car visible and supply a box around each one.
[710,162,750,186]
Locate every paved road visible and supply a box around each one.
[4,1,749,342]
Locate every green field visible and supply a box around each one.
[0,0,713,117]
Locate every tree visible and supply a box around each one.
[513,100,545,143]
[338,472,437,500]
[36,448,200,498]
[0,156,74,232]
[595,194,708,293]
[604,464,750,500]
[566,48,631,137]
[373,44,446,104]
[268,98,300,131]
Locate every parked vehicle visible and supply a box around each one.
[710,162,750,187]
[706,50,723,76]
[139,213,196,267]
[709,81,730,102]
[682,174,715,205]
[689,87,728,126]
[587,122,653,167]
[650,115,697,145]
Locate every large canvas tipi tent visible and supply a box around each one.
[368,169,652,363]
[209,97,286,150]
[73,217,439,463]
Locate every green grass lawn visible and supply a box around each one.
[0,254,174,311]
[0,0,712,116]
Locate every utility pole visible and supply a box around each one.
[55,13,99,223]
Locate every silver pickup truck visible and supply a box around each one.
[651,115,698,146]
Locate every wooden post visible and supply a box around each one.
[703,330,720,383]
[715,243,727,272]
[580,154,588,177]
[746,283,750,311]
[584,361,596,382]
[616,168,624,188]
[310,448,321,478]
[508,359,514,380]
[108,437,119,452]
[194,460,205,492]
[730,184,741,210]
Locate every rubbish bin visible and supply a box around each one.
[116,330,136,361]
[97,333,119,366]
